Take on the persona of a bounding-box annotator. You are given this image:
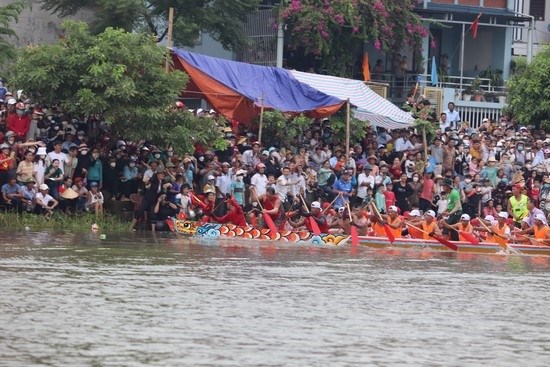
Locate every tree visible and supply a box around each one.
[39,0,260,50]
[10,20,225,154]
[279,0,428,77]
[0,1,26,64]
[505,46,550,128]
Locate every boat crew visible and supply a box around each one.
[514,213,550,244]
[476,211,510,244]
[381,205,403,239]
[405,209,423,239]
[212,196,247,227]
[420,210,442,240]
[258,187,284,229]
[445,213,474,242]
[370,213,386,237]
[289,201,329,233]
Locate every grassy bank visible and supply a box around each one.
[0,212,131,232]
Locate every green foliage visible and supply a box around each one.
[40,0,260,51]
[413,108,437,143]
[505,45,550,128]
[257,111,311,148]
[279,0,428,77]
[0,212,130,232]
[10,21,224,153]
[0,1,26,64]
[326,111,367,146]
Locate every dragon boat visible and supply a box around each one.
[167,218,550,256]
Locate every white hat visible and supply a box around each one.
[235,169,247,176]
[311,201,321,209]
[498,211,508,219]
[482,118,489,122]
[7,98,16,105]
[388,205,398,213]
[425,210,436,218]
[484,215,495,222]
[197,108,204,115]
[338,207,345,213]
[410,209,421,217]
[209,109,216,114]
[207,175,215,180]
[39,184,49,191]
[534,213,546,222]
[460,214,471,221]
[36,147,47,156]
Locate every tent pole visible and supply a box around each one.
[258,97,265,145]
[165,7,174,72]
[423,125,428,164]
[345,99,350,164]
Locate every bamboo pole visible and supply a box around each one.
[258,96,265,145]
[165,7,174,72]
[345,99,350,164]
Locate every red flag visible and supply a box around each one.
[362,52,371,82]
[471,13,481,39]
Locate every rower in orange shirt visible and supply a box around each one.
[445,213,474,242]
[514,213,550,245]
[475,211,510,244]
[381,205,403,239]
[420,210,442,240]
[405,209,424,239]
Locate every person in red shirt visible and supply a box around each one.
[383,182,396,210]
[289,201,329,233]
[6,102,30,139]
[212,196,247,227]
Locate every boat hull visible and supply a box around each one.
[168,218,349,246]
[358,236,550,256]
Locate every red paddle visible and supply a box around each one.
[251,189,278,235]
[460,231,480,245]
[406,221,458,251]
[346,203,359,247]
[299,193,321,235]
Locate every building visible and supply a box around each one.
[512,0,549,56]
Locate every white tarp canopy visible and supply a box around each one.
[289,70,414,130]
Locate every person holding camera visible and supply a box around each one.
[152,193,178,232]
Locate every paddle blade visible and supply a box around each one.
[166,218,175,232]
[433,235,458,251]
[309,217,321,235]
[384,224,395,244]
[263,212,278,235]
[460,231,479,245]
[350,225,359,247]
[494,235,508,250]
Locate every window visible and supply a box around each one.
[529,0,546,20]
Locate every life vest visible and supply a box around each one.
[458,223,473,242]
[421,221,437,240]
[408,223,424,239]
[534,225,550,240]
[509,195,528,221]
[488,223,508,244]
[388,216,402,239]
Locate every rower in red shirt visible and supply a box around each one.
[289,201,329,233]
[212,196,247,227]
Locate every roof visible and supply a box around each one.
[290,71,414,130]
[417,3,531,22]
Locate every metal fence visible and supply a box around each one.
[236,9,277,66]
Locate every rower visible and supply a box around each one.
[212,196,247,227]
[445,213,474,242]
[476,211,510,243]
[405,209,423,239]
[381,205,403,239]
[420,210,442,240]
[289,201,329,233]
[514,213,550,244]
[351,204,369,236]
[257,187,284,230]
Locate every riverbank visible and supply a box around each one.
[0,212,130,232]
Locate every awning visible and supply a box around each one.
[289,70,414,130]
[171,49,344,123]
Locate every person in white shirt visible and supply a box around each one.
[34,184,58,217]
[443,102,460,130]
[357,164,375,202]
[46,141,69,175]
[276,166,294,202]
[250,163,268,197]
[395,131,415,153]
[241,141,261,168]
[439,112,451,132]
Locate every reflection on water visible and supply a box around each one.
[1,231,550,366]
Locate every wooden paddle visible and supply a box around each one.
[298,193,321,236]
[346,202,359,247]
[441,222,480,245]
[514,232,550,247]
[250,188,278,235]
[406,221,458,251]
[477,219,508,251]
[371,203,395,244]
[322,193,342,215]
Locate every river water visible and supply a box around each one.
[1,231,550,366]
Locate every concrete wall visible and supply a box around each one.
[0,0,93,48]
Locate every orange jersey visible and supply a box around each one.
[388,216,402,239]
[373,222,386,237]
[534,225,550,240]
[421,221,437,240]
[458,223,473,242]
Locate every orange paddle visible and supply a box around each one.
[347,202,359,247]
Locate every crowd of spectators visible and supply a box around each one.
[1,82,549,234]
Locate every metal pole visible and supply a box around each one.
[345,99,350,164]
[459,23,465,92]
[276,22,284,68]
[527,15,534,64]
[165,7,174,72]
